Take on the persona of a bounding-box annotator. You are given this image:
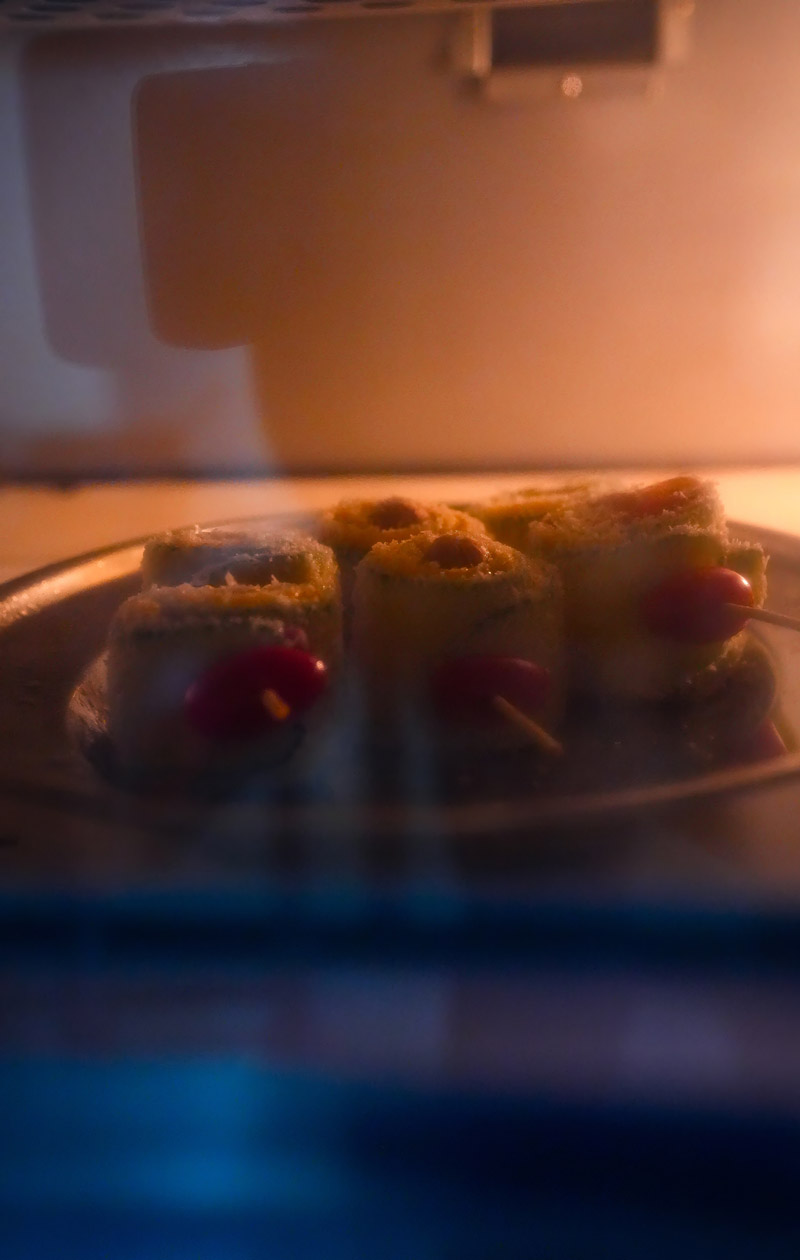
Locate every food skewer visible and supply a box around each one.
[352,530,564,756]
[642,564,800,641]
[184,644,329,739]
[430,650,564,756]
[524,477,767,700]
[106,529,342,776]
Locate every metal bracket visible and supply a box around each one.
[453,0,696,103]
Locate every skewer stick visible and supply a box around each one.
[727,605,800,634]
[493,695,564,757]
[261,688,291,722]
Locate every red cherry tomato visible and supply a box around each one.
[430,655,551,726]
[185,645,328,740]
[641,567,754,644]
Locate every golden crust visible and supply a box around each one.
[465,482,594,549]
[725,539,768,607]
[529,476,726,554]
[318,498,487,558]
[141,525,335,589]
[360,530,529,584]
[112,582,334,636]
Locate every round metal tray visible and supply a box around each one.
[4,519,800,900]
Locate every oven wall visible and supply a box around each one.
[2,0,800,475]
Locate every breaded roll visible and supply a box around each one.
[141,525,332,591]
[351,530,562,746]
[108,543,341,774]
[318,497,487,606]
[527,475,767,700]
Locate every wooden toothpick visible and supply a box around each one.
[727,605,800,634]
[492,695,564,757]
[261,688,291,722]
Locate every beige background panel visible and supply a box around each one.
[3,2,800,473]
